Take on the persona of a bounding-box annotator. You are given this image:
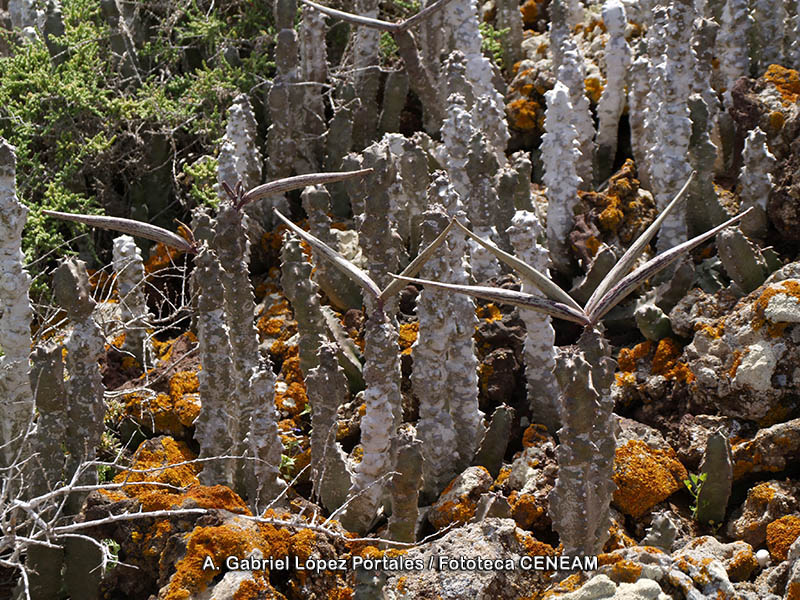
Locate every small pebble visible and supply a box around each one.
[756,549,770,567]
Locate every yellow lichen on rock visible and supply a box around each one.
[612,440,688,518]
[398,321,418,355]
[766,515,800,561]
[763,64,800,105]
[508,491,547,530]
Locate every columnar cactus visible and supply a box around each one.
[194,243,286,511]
[465,132,502,282]
[300,6,328,166]
[443,0,509,160]
[53,260,105,600]
[219,93,262,192]
[686,95,726,237]
[100,0,140,80]
[440,93,475,206]
[789,0,800,68]
[717,0,752,99]
[211,205,286,507]
[0,139,33,472]
[628,55,652,188]
[751,0,785,74]
[268,0,304,176]
[112,234,152,365]
[388,426,423,542]
[647,0,695,253]
[507,211,560,433]
[379,71,409,134]
[595,0,630,182]
[281,232,328,376]
[340,310,402,533]
[494,0,523,71]
[306,343,351,512]
[542,81,582,273]
[351,0,381,148]
[412,204,472,497]
[28,345,66,495]
[555,40,596,188]
[548,329,617,556]
[695,429,733,526]
[739,126,776,240]
[353,142,408,305]
[192,249,238,490]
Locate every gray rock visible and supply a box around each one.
[383,518,554,600]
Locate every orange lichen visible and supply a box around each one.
[769,110,786,131]
[613,439,688,518]
[599,554,643,583]
[429,498,478,530]
[598,203,624,232]
[584,76,603,104]
[603,523,636,552]
[731,440,771,480]
[617,340,652,372]
[650,338,694,383]
[614,371,636,388]
[728,350,743,379]
[476,303,503,322]
[766,515,800,561]
[257,316,285,339]
[163,519,315,600]
[398,322,418,355]
[694,321,724,339]
[123,367,201,434]
[123,392,184,436]
[274,352,309,417]
[583,234,602,257]
[727,546,758,582]
[508,491,546,529]
[520,0,538,26]
[522,424,549,448]
[150,332,197,364]
[650,338,680,374]
[491,465,511,490]
[169,370,199,398]
[764,64,800,105]
[507,97,540,132]
[515,530,556,557]
[145,242,184,274]
[477,361,494,395]
[109,332,126,350]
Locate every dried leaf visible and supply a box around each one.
[42,211,196,254]
[392,275,591,326]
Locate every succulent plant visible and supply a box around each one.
[395,173,752,554]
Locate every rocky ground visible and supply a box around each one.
[4,1,800,599]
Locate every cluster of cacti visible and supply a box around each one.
[5,0,800,597]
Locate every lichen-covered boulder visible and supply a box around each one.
[383,518,556,600]
[731,418,800,480]
[726,480,800,547]
[683,278,800,422]
[429,466,493,530]
[766,515,800,562]
[556,574,669,600]
[612,439,688,519]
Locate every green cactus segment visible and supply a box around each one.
[695,430,733,526]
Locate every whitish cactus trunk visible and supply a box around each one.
[0,139,33,472]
